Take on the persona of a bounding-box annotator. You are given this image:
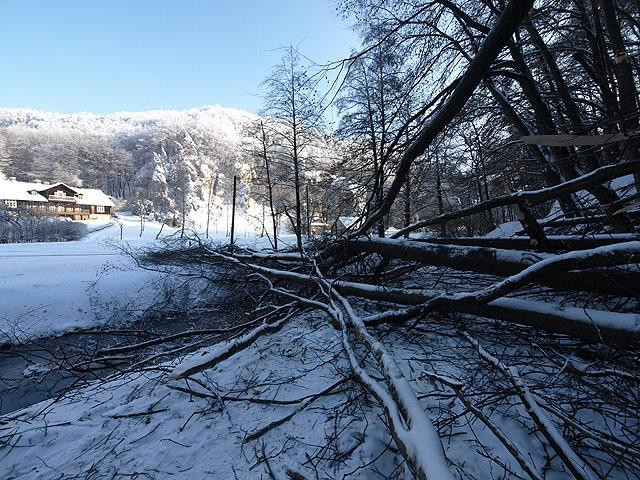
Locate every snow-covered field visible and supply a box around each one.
[0,216,169,345]
[0,215,254,345]
[0,213,296,345]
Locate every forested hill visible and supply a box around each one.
[0,104,254,201]
[0,106,342,229]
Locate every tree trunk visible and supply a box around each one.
[230,175,237,246]
[206,176,214,239]
[435,158,446,237]
[404,175,411,238]
[599,0,640,187]
[345,237,640,295]
[180,193,186,239]
[261,121,278,250]
[306,183,311,239]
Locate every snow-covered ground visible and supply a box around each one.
[1,215,637,479]
[0,216,170,345]
[0,214,284,346]
[4,304,627,479]
[0,320,387,479]
[0,315,519,480]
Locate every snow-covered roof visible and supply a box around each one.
[0,180,114,206]
[338,216,362,229]
[45,182,80,194]
[75,188,115,207]
[0,181,49,202]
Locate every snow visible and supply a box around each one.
[0,320,392,479]
[0,215,175,345]
[463,332,598,480]
[75,187,115,207]
[0,180,48,202]
[485,220,522,238]
[22,363,50,378]
[169,315,290,379]
[541,171,637,225]
[1,255,636,478]
[0,105,257,139]
[338,215,361,229]
[493,297,640,334]
[0,213,293,345]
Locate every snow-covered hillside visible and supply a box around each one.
[0,106,344,233]
[0,105,255,140]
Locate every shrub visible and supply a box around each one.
[0,207,89,243]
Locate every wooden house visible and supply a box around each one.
[0,180,114,221]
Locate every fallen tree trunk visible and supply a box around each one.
[358,242,640,331]
[195,246,640,342]
[347,237,640,295]
[412,234,640,251]
[252,273,640,342]
[541,210,640,228]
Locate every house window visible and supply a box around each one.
[53,190,65,198]
[97,205,105,213]
[4,199,17,208]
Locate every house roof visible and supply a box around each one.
[75,188,115,207]
[0,180,114,206]
[0,181,49,202]
[41,182,80,194]
[337,216,362,229]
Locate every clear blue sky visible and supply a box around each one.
[0,0,359,114]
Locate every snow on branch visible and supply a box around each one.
[425,371,543,480]
[362,241,640,336]
[308,267,455,480]
[462,331,598,480]
[169,308,296,380]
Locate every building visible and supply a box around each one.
[337,216,363,234]
[309,221,330,235]
[0,179,115,221]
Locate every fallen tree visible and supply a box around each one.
[343,237,640,295]
[176,240,639,341]
[160,238,640,479]
[412,234,640,251]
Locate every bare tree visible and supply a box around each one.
[261,46,323,251]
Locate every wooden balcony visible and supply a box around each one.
[47,195,76,202]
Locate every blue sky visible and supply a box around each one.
[0,0,359,114]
